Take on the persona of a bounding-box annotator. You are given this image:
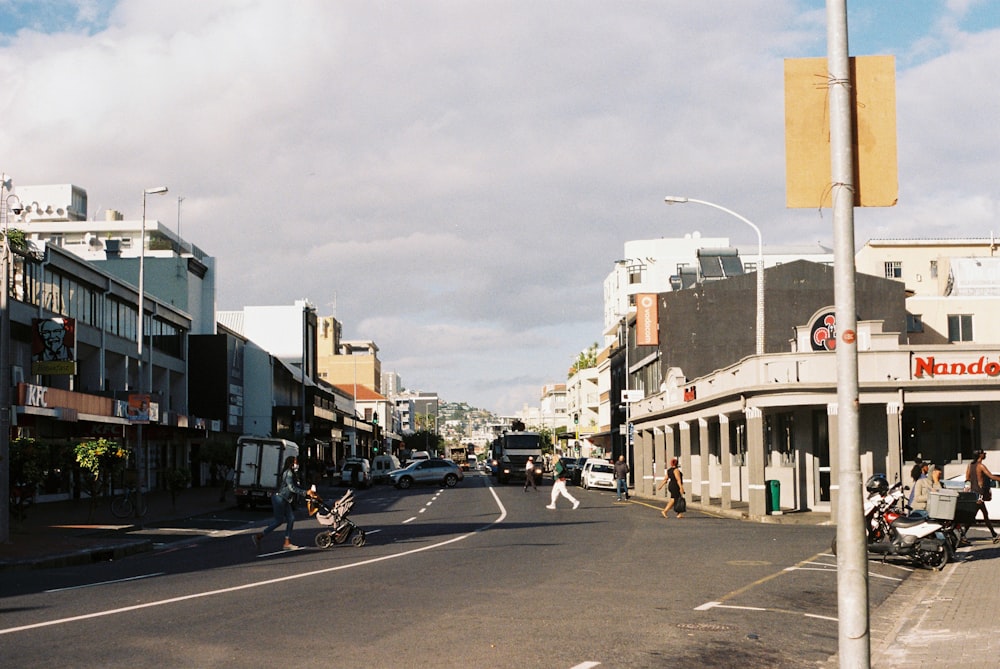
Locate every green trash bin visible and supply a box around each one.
[766,480,781,514]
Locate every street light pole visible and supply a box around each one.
[136,186,168,520]
[0,176,14,543]
[664,196,765,357]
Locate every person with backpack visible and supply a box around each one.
[547,456,579,510]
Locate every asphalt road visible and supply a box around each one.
[0,473,911,668]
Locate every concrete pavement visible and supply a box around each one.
[2,488,998,667]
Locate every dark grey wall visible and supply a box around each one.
[658,260,908,381]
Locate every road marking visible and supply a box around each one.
[570,663,601,669]
[0,484,509,637]
[697,601,838,622]
[44,573,165,593]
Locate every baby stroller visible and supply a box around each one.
[308,489,366,548]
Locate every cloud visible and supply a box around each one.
[1,1,998,414]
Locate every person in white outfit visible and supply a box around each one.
[547,457,579,510]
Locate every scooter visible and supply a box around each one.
[864,476,950,570]
[833,475,951,570]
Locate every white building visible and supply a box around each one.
[14,184,217,336]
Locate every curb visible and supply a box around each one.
[0,537,153,572]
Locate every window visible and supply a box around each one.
[906,314,923,333]
[743,261,757,273]
[884,261,902,279]
[929,260,938,279]
[947,314,973,342]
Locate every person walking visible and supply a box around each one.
[547,456,579,510]
[252,456,315,551]
[963,449,1000,543]
[657,457,686,518]
[523,456,538,492]
[614,455,630,501]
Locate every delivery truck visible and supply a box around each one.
[233,436,299,510]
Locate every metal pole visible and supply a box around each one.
[0,178,12,543]
[827,1,869,666]
[137,187,167,521]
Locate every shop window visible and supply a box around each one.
[902,405,979,464]
[768,413,796,466]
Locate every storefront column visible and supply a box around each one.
[678,421,692,498]
[698,418,711,503]
[655,426,669,496]
[828,403,840,524]
[745,406,767,517]
[886,402,903,484]
[635,427,651,496]
[720,414,732,509]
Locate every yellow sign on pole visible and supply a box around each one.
[784,55,898,208]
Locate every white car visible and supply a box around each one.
[580,459,615,491]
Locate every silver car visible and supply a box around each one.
[389,458,464,489]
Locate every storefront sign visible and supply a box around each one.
[635,293,659,346]
[913,356,1000,378]
[810,311,837,351]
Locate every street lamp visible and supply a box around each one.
[0,176,15,542]
[136,186,168,519]
[664,196,765,357]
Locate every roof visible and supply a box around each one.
[332,384,387,401]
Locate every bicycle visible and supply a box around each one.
[111,486,149,518]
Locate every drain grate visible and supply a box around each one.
[676,622,737,632]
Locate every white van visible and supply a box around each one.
[371,454,400,483]
[410,450,430,461]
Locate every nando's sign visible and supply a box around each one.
[913,355,1000,379]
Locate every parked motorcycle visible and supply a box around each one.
[832,474,951,570]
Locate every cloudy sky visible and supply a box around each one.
[1,1,998,415]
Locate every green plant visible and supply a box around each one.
[165,468,191,509]
[74,438,130,499]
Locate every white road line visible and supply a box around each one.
[570,663,601,669]
[45,573,166,593]
[1,483,509,637]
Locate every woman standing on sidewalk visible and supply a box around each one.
[252,456,315,551]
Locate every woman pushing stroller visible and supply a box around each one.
[252,456,317,551]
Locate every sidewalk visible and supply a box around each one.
[3,490,999,666]
[0,485,238,571]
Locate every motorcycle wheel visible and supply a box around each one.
[923,545,948,571]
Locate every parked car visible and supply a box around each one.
[340,458,372,489]
[389,458,464,489]
[580,458,615,491]
[571,457,588,486]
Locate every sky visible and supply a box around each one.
[1,1,998,416]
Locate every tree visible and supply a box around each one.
[74,438,130,517]
[568,342,600,377]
